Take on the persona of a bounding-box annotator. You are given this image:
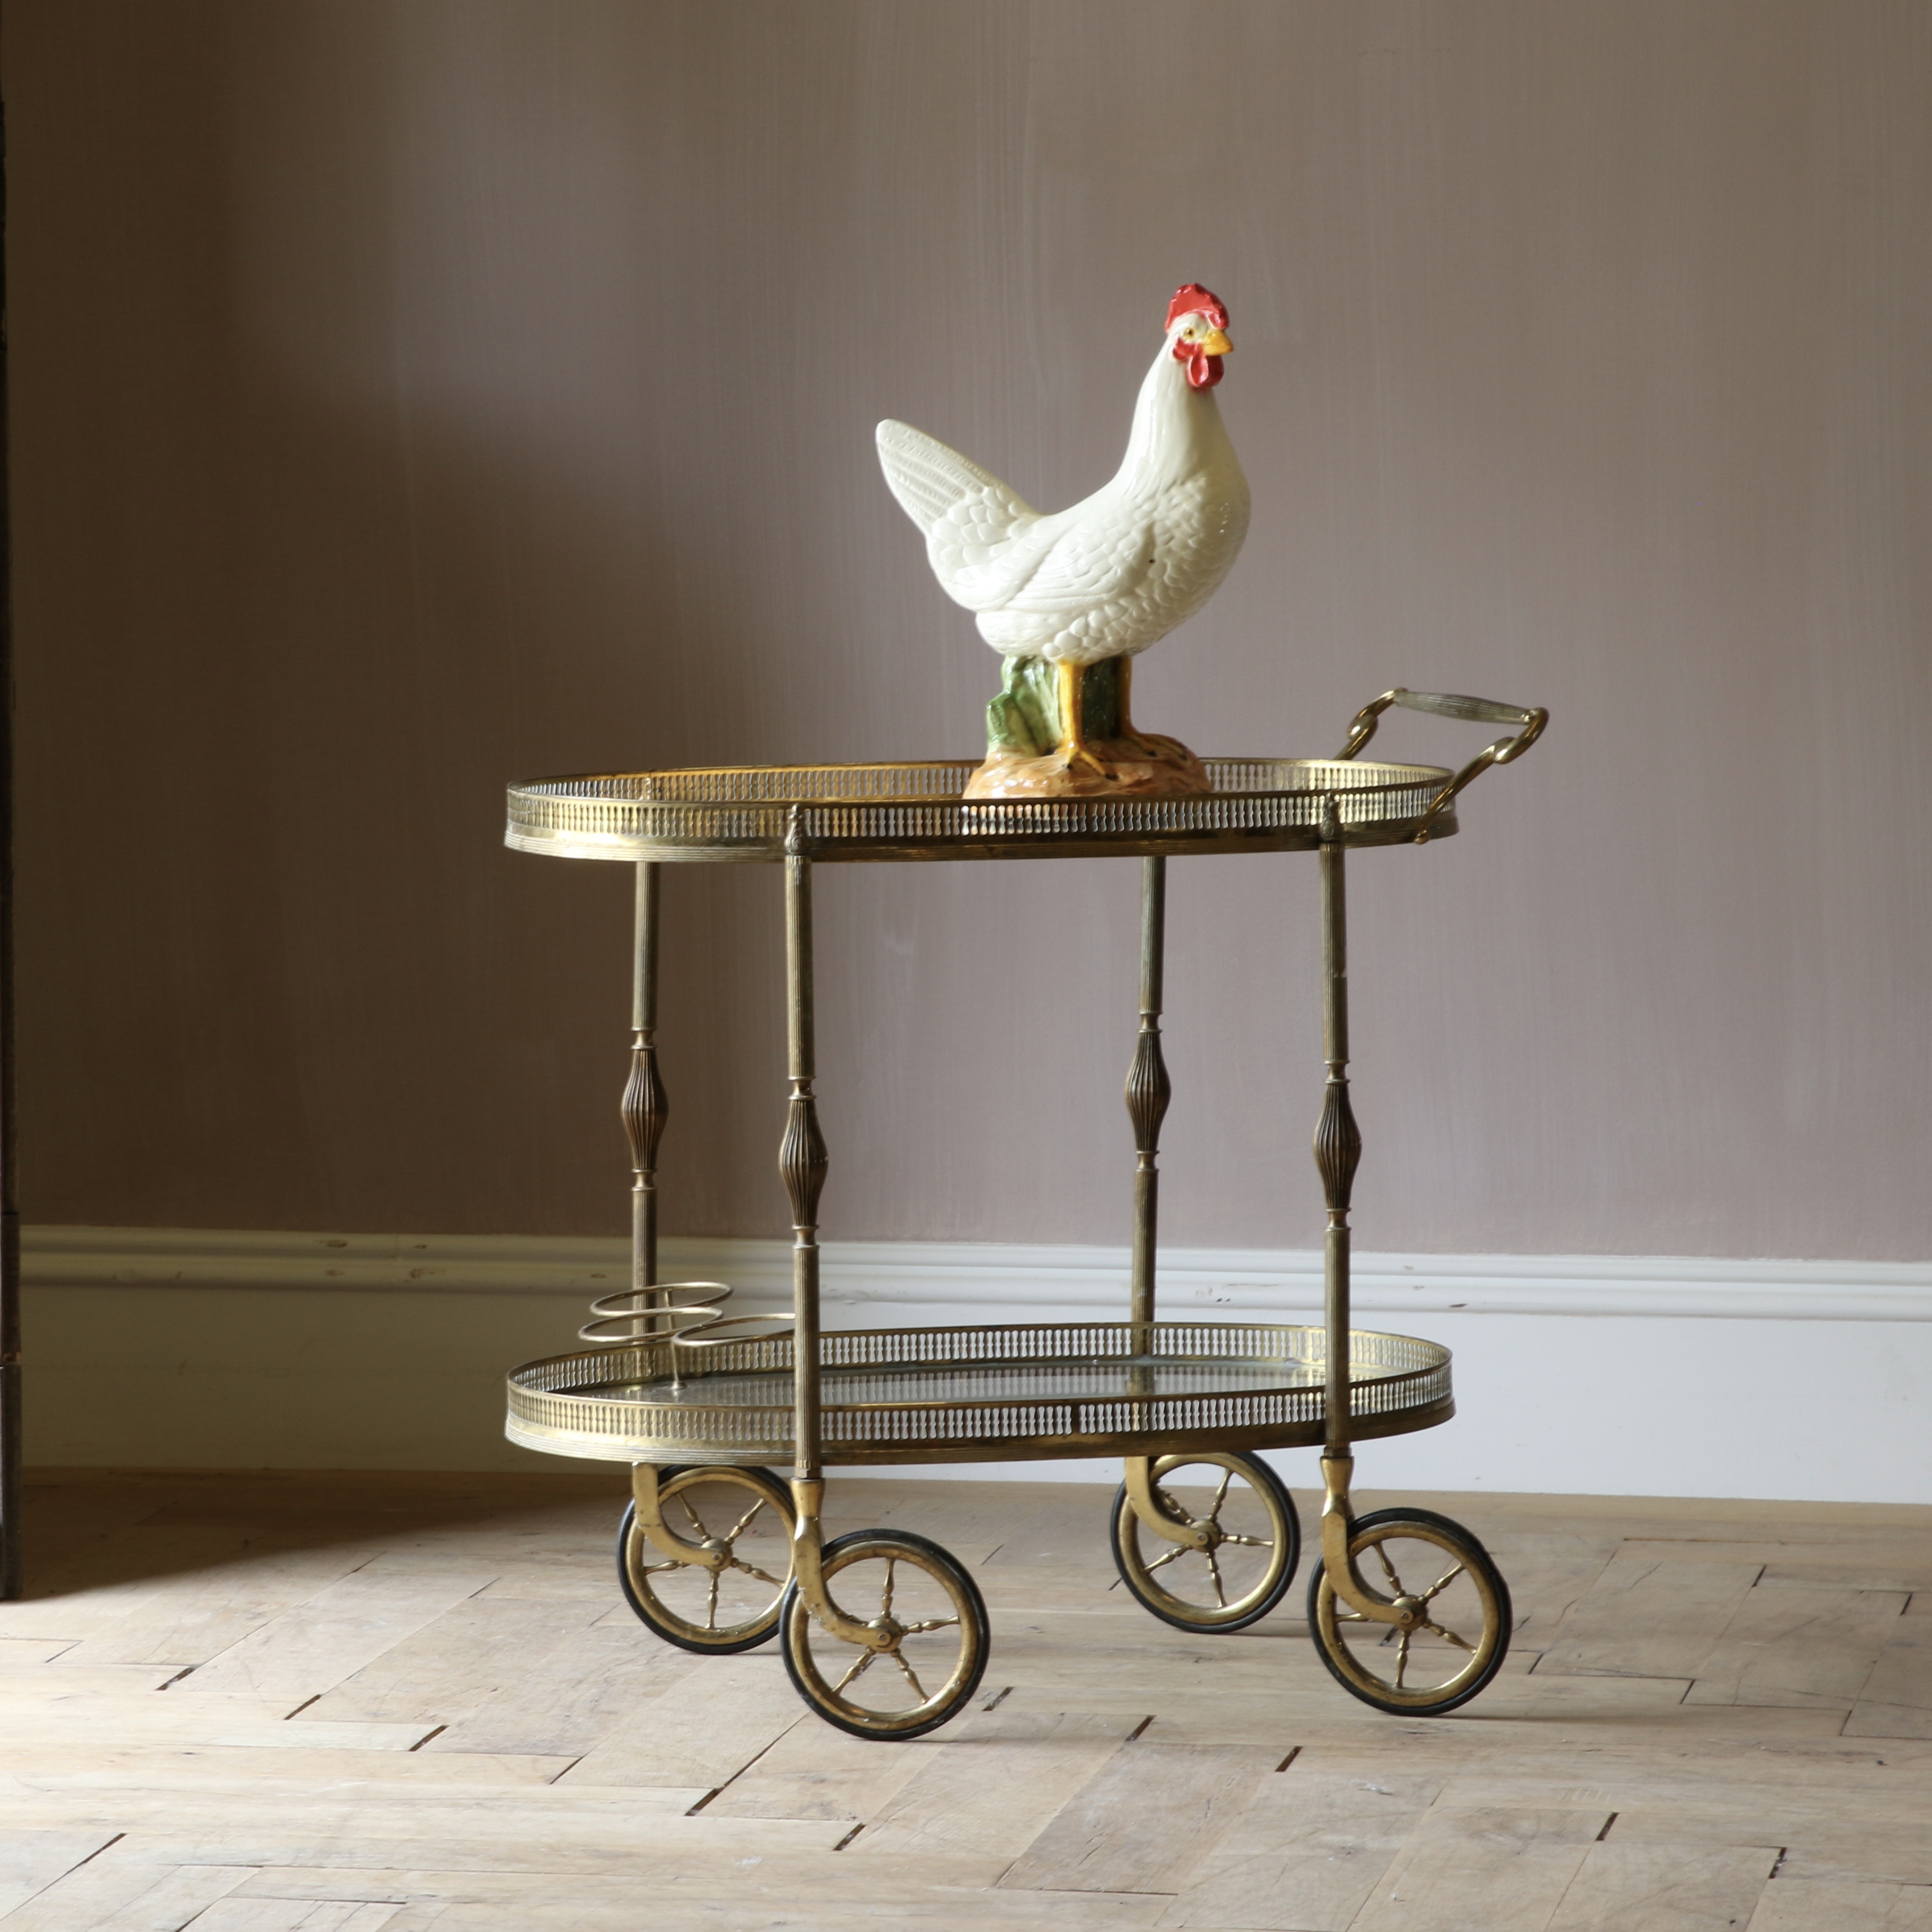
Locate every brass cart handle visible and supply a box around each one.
[1335,688,1548,842]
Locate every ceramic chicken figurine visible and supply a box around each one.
[877,284,1250,798]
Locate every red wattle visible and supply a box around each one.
[1187,352,1224,390]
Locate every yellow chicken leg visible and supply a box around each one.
[1112,657,1171,762]
[1054,660,1111,775]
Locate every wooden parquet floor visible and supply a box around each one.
[0,1470,1928,1930]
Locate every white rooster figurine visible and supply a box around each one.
[877,283,1249,798]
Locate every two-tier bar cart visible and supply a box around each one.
[503,688,1546,1739]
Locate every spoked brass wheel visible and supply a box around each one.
[617,1465,795,1654]
[1307,1508,1512,1715]
[780,1529,989,1741]
[1110,1451,1301,1633]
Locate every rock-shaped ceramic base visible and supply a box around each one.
[963,734,1214,800]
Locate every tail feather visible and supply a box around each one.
[875,419,1034,541]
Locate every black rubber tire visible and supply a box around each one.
[1108,1451,1301,1633]
[780,1528,990,1741]
[616,1465,793,1655]
[1305,1506,1513,1715]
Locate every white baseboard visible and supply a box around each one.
[21,1226,1932,1505]
[26,1225,1932,1322]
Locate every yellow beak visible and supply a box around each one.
[1198,327,1232,356]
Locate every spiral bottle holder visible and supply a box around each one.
[579,1281,795,1390]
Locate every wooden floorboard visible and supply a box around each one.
[1,1470,1929,1928]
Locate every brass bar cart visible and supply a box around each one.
[504,688,1546,1738]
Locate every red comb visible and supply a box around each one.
[1166,283,1229,331]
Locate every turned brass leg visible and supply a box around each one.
[1127,854,1168,1357]
[624,862,668,1311]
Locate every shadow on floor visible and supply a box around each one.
[14,1466,634,1598]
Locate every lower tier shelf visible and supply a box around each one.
[504,1320,1454,1466]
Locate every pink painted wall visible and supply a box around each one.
[7,1,1928,1258]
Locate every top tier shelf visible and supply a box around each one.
[505,757,1459,865]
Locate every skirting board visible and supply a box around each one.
[23,1226,1932,1505]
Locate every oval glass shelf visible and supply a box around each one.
[505,757,1459,864]
[505,1320,1454,1466]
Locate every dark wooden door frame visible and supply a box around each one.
[1,55,22,1599]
